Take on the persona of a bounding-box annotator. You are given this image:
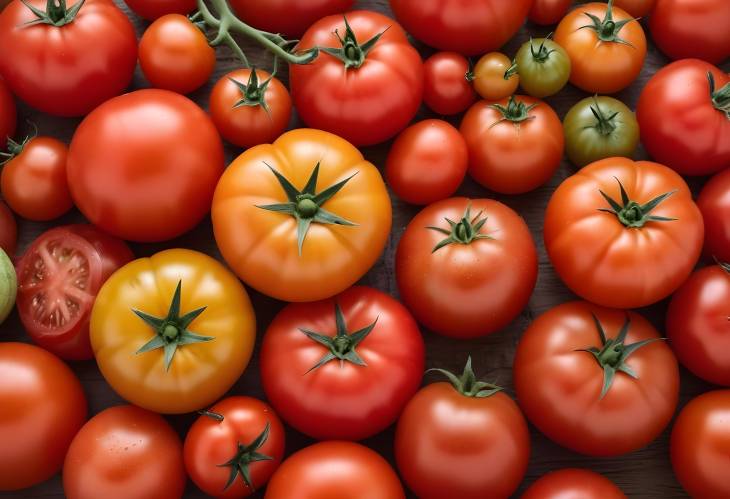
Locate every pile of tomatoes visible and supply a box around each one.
[0,0,729,497]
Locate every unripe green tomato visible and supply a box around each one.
[0,249,16,324]
[514,38,571,98]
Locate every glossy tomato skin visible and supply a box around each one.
[515,38,571,98]
[698,169,730,262]
[212,128,391,303]
[544,157,703,309]
[650,0,730,64]
[63,405,185,499]
[529,0,573,25]
[15,225,133,360]
[667,265,730,386]
[396,198,537,338]
[671,390,730,498]
[637,59,730,176]
[209,69,292,149]
[470,52,519,100]
[67,89,224,242]
[395,382,530,499]
[0,201,16,255]
[91,249,256,414]
[614,0,655,17]
[0,342,87,491]
[423,52,476,115]
[522,469,627,499]
[184,397,285,498]
[0,0,137,117]
[385,120,467,205]
[123,0,195,20]
[289,11,423,146]
[260,286,424,441]
[231,0,353,38]
[265,441,405,499]
[0,77,15,143]
[555,2,646,93]
[461,96,564,194]
[514,301,679,456]
[390,0,532,55]
[139,14,216,95]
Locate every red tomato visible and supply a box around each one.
[67,89,224,242]
[422,52,476,115]
[396,198,537,339]
[0,201,16,256]
[0,342,87,491]
[671,390,730,498]
[514,301,679,456]
[650,0,730,64]
[15,225,133,360]
[123,0,195,20]
[209,68,292,149]
[395,358,529,499]
[0,0,137,117]
[185,397,285,498]
[0,77,15,143]
[529,0,573,25]
[63,405,186,499]
[230,0,353,38]
[667,264,730,386]
[265,441,405,499]
[637,59,730,176]
[460,95,564,194]
[260,286,424,441]
[139,14,216,95]
[289,11,423,146]
[522,469,627,499]
[385,120,468,205]
[390,0,532,55]
[698,168,730,261]
[1,136,72,221]
[614,0,655,17]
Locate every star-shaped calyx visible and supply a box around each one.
[598,177,677,228]
[320,16,387,69]
[578,0,637,46]
[427,202,495,253]
[489,95,538,128]
[133,281,213,371]
[216,421,273,492]
[21,0,85,27]
[229,67,273,114]
[428,356,503,398]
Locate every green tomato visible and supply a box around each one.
[0,249,16,324]
[563,96,640,168]
[513,38,570,98]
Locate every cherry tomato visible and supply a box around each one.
[513,37,571,98]
[139,14,216,95]
[123,0,195,20]
[385,120,468,205]
[0,77,15,143]
[461,95,564,194]
[209,68,292,149]
[614,0,655,17]
[422,52,476,115]
[671,390,730,498]
[15,225,133,360]
[470,52,519,101]
[230,0,353,38]
[396,198,537,339]
[522,469,627,499]
[0,342,87,491]
[529,0,573,25]
[0,0,137,117]
[63,405,186,499]
[265,441,405,499]
[0,201,16,256]
[514,301,679,456]
[184,397,285,498]
[698,168,730,262]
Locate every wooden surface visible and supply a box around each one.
[2,1,728,497]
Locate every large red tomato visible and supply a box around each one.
[0,77,15,143]
[395,358,529,499]
[544,157,703,309]
[389,0,532,55]
[514,301,679,456]
[698,168,730,262]
[671,390,730,498]
[0,0,137,117]
[522,469,627,499]
[67,89,224,242]
[231,0,353,38]
[0,342,87,491]
[396,198,537,339]
[289,11,423,146]
[123,0,195,20]
[637,59,730,176]
[260,286,424,441]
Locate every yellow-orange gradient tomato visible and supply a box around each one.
[90,249,255,414]
[212,128,391,302]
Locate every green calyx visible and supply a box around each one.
[586,96,620,136]
[320,16,386,69]
[578,314,661,399]
[20,0,85,27]
[489,95,538,127]
[230,67,273,114]
[133,280,213,371]
[299,303,377,373]
[708,72,730,120]
[598,177,677,228]
[217,422,273,492]
[256,162,358,255]
[578,0,635,46]
[0,136,29,165]
[428,356,503,398]
[528,36,556,63]
[427,202,494,253]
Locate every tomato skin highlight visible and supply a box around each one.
[0,77,15,143]
[123,0,196,20]
[230,0,353,38]
[422,52,476,115]
[522,469,627,499]
[698,168,730,262]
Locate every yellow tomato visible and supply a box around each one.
[212,128,392,302]
[90,249,255,414]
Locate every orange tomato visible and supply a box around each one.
[469,52,519,101]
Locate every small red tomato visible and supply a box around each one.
[123,0,196,20]
[422,52,476,115]
[385,120,467,205]
[529,0,572,25]
[0,201,16,256]
[522,469,627,499]
[210,68,292,148]
[0,77,15,143]
[697,168,730,262]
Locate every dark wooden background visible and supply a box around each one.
[2,0,728,497]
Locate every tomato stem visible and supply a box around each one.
[319,16,388,69]
[708,72,730,120]
[426,357,502,398]
[489,95,538,127]
[20,0,85,27]
[597,177,677,228]
[588,97,620,136]
[427,202,494,252]
[217,422,273,491]
[577,0,636,46]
